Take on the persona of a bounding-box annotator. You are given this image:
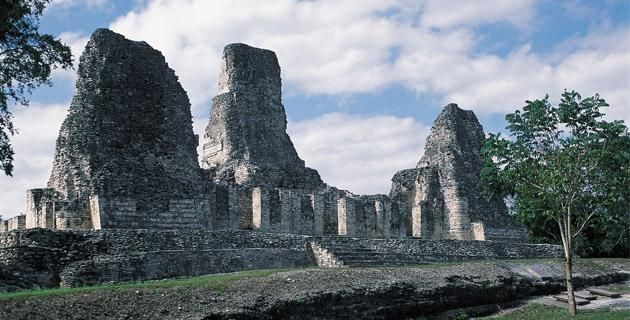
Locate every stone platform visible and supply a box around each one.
[0,228,562,291]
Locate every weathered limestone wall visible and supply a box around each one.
[34,28,208,230]
[314,237,563,263]
[0,229,316,289]
[4,215,26,231]
[26,189,59,229]
[238,186,408,238]
[390,104,528,242]
[202,43,324,190]
[7,36,529,245]
[0,229,563,290]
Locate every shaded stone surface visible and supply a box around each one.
[202,43,324,190]
[46,28,206,229]
[0,228,562,291]
[390,104,527,241]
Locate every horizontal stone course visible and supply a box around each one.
[313,236,563,267]
[0,228,562,291]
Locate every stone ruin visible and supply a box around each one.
[390,105,527,241]
[5,28,526,242]
[202,43,324,190]
[36,29,207,230]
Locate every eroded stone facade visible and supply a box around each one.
[4,29,526,243]
[202,43,324,190]
[43,28,209,230]
[390,104,527,241]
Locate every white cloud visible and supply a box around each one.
[437,28,630,121]
[105,0,628,120]
[420,0,536,30]
[289,113,429,195]
[108,0,537,110]
[50,32,90,83]
[0,103,68,219]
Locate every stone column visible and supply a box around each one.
[290,190,302,233]
[25,189,40,229]
[279,189,293,233]
[89,194,106,230]
[300,193,314,235]
[252,187,270,231]
[337,197,356,236]
[411,187,423,238]
[393,199,409,239]
[311,193,325,235]
[444,189,472,240]
[363,200,377,238]
[238,186,253,230]
[227,185,239,229]
[375,199,391,238]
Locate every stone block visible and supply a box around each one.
[337,197,356,236]
[310,193,325,236]
[252,187,270,231]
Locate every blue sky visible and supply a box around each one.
[1,0,629,218]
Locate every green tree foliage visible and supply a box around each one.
[481,90,630,315]
[0,0,73,176]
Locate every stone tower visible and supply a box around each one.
[390,104,527,241]
[46,28,207,229]
[202,43,324,190]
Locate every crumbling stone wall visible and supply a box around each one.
[202,43,324,190]
[25,188,68,229]
[0,228,316,289]
[5,34,527,243]
[43,28,208,230]
[390,104,527,242]
[0,228,561,290]
[3,215,26,232]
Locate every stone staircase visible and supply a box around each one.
[311,237,427,267]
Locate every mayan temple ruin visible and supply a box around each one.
[0,29,561,292]
[0,28,528,242]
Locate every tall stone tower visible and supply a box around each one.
[390,104,527,241]
[46,28,207,229]
[202,43,324,190]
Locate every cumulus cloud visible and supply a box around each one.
[0,103,68,218]
[289,113,429,195]
[107,0,540,110]
[106,0,628,119]
[439,28,630,121]
[50,32,90,83]
[419,0,536,30]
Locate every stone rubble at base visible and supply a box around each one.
[3,28,526,243]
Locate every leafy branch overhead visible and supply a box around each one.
[0,0,73,176]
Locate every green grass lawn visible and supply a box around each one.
[0,268,293,300]
[487,303,630,320]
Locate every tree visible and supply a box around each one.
[481,90,630,315]
[1,0,73,176]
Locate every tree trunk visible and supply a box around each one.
[565,248,577,315]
